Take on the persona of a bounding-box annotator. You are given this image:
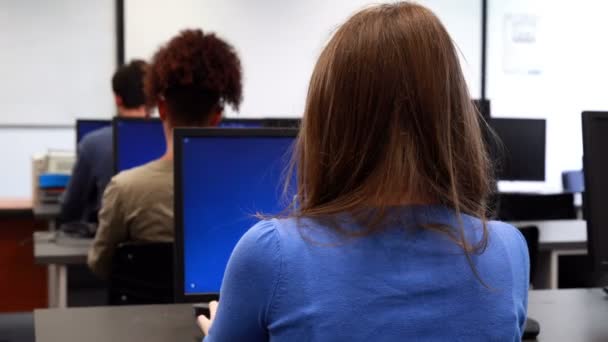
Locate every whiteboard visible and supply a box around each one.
[0,0,116,125]
[125,0,481,118]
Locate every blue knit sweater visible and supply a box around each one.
[205,205,529,341]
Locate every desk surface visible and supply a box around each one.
[528,288,608,341]
[34,289,608,342]
[35,303,199,342]
[513,219,587,251]
[33,232,91,265]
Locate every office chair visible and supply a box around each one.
[108,242,174,305]
[517,226,539,284]
[496,192,575,290]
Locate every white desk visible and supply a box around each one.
[512,220,587,289]
[33,231,92,308]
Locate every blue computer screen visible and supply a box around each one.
[219,120,264,128]
[115,120,166,172]
[181,135,295,294]
[77,121,111,143]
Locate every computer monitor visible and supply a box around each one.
[263,118,301,128]
[473,99,491,120]
[76,119,111,145]
[174,128,297,303]
[219,118,301,128]
[113,118,166,173]
[582,111,608,271]
[219,118,264,128]
[487,118,546,181]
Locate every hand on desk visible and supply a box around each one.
[197,300,218,336]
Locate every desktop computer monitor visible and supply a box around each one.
[487,118,546,181]
[473,99,491,120]
[264,118,301,128]
[219,118,301,128]
[582,111,608,271]
[113,118,166,173]
[174,128,297,303]
[76,119,111,145]
[219,118,264,128]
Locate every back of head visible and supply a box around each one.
[112,60,148,109]
[295,2,492,239]
[145,29,243,127]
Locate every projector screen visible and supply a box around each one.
[125,0,481,118]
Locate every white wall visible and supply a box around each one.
[0,0,116,198]
[0,128,74,198]
[0,0,116,125]
[125,0,482,118]
[488,0,608,192]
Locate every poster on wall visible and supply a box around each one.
[503,14,542,75]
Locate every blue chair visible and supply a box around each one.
[562,170,584,193]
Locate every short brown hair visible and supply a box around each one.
[291,3,492,264]
[112,60,147,109]
[145,29,243,126]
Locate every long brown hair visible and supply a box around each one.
[289,2,493,262]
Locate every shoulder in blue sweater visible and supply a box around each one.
[206,205,529,342]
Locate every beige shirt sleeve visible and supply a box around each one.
[87,177,128,279]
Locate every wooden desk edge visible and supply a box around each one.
[0,198,34,218]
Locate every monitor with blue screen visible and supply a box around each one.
[113,118,166,173]
[76,119,111,146]
[174,128,297,303]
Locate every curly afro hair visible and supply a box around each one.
[145,29,243,126]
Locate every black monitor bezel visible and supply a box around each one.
[488,117,547,181]
[262,118,301,128]
[112,117,162,175]
[173,127,298,303]
[220,118,265,127]
[75,119,111,147]
[582,111,608,271]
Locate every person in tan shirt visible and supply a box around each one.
[88,29,244,278]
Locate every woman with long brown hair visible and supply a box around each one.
[199,2,528,340]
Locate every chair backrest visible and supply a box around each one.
[496,193,576,221]
[517,226,539,284]
[108,242,174,305]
